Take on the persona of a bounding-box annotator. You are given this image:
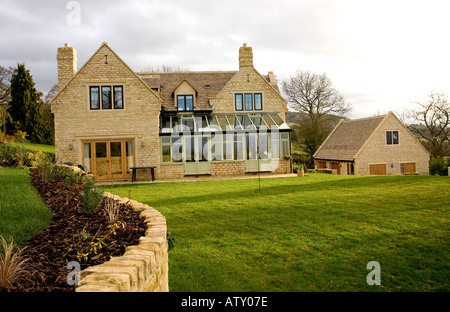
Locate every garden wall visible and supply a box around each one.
[76,191,169,292]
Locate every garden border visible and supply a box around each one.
[76,192,169,292]
[61,166,169,292]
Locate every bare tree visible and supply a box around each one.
[282,70,351,160]
[43,84,58,108]
[0,66,14,133]
[406,92,449,158]
[142,65,190,72]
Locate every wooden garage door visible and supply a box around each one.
[401,162,416,174]
[331,163,340,174]
[369,164,386,175]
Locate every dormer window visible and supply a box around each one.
[177,95,194,111]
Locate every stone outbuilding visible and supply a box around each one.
[313,112,430,175]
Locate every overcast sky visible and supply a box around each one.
[1,0,450,118]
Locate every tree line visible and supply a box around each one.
[0,64,55,145]
[282,70,449,168]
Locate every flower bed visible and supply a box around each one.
[4,167,146,292]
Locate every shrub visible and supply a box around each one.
[81,176,104,214]
[167,231,177,251]
[36,162,103,213]
[13,131,27,143]
[0,131,27,145]
[429,157,449,176]
[0,145,28,166]
[0,144,53,168]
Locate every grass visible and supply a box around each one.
[13,142,55,154]
[0,167,52,250]
[104,173,449,292]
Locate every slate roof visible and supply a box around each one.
[313,115,386,161]
[136,71,280,111]
[137,71,237,111]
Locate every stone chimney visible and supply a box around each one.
[57,43,77,91]
[239,43,253,68]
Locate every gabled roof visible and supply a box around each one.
[313,114,387,161]
[137,71,283,111]
[137,71,238,111]
[51,43,161,110]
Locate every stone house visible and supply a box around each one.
[51,42,291,181]
[313,112,430,175]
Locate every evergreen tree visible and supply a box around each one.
[7,63,53,144]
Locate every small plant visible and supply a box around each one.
[104,197,120,223]
[0,236,29,290]
[76,221,125,262]
[167,230,178,251]
[293,163,304,173]
[82,177,104,214]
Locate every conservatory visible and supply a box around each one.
[159,112,291,175]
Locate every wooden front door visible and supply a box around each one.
[369,164,386,175]
[82,139,134,179]
[401,162,416,174]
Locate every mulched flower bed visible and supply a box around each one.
[7,168,147,292]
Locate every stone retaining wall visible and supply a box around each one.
[76,192,169,292]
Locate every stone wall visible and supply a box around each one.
[211,161,245,176]
[76,192,169,292]
[271,159,292,174]
[158,163,184,180]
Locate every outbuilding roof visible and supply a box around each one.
[313,115,386,161]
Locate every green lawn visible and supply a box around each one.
[104,173,449,292]
[13,142,55,154]
[0,167,53,249]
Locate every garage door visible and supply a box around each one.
[401,162,416,174]
[369,164,386,175]
[331,163,340,175]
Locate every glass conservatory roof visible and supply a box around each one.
[160,113,290,133]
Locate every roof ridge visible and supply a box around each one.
[137,71,238,75]
[345,114,387,122]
